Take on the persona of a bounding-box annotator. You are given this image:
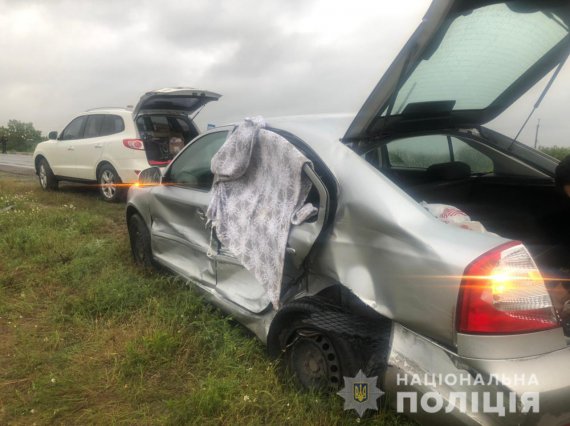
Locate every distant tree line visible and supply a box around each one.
[0,120,44,152]
[539,146,570,161]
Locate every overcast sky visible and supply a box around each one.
[0,0,568,147]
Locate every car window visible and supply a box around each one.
[389,3,569,115]
[167,131,228,189]
[143,115,170,133]
[387,135,451,169]
[451,138,494,174]
[384,134,494,173]
[60,116,87,140]
[173,117,191,133]
[84,115,105,138]
[100,115,125,136]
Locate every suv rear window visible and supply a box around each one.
[100,115,125,136]
[82,114,125,139]
[84,115,105,138]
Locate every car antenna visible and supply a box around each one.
[510,55,568,150]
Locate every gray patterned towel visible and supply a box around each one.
[207,117,313,308]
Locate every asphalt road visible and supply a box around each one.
[0,153,35,176]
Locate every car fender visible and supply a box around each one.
[95,157,122,180]
[33,141,56,173]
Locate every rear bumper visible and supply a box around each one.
[384,324,570,425]
[114,158,152,183]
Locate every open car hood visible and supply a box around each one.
[344,0,570,142]
[133,87,221,116]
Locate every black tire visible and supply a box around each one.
[283,322,361,392]
[98,164,125,202]
[38,158,58,190]
[269,299,390,393]
[128,213,155,269]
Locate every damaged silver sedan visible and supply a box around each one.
[126,1,570,424]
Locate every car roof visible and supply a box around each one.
[83,107,132,114]
[221,114,356,152]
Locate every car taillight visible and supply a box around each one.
[148,160,171,166]
[457,241,559,334]
[123,139,144,150]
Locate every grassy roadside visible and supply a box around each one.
[0,173,409,425]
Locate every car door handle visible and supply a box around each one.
[67,146,74,151]
[197,209,207,221]
[94,144,103,149]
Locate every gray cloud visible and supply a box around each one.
[0,0,568,148]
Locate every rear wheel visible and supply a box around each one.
[98,164,124,202]
[281,313,364,392]
[38,158,58,190]
[128,213,155,269]
[286,328,349,391]
[270,299,389,393]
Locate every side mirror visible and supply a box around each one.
[138,167,163,185]
[48,131,58,140]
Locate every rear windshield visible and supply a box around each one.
[390,2,569,115]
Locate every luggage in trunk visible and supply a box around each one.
[136,114,199,165]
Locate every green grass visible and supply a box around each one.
[0,173,411,425]
[539,145,570,161]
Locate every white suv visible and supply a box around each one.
[33,88,220,201]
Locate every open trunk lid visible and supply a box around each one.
[133,88,221,166]
[133,87,221,116]
[344,0,570,142]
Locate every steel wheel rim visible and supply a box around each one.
[39,164,47,188]
[100,170,116,199]
[289,333,342,391]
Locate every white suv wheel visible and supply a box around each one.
[98,165,123,202]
